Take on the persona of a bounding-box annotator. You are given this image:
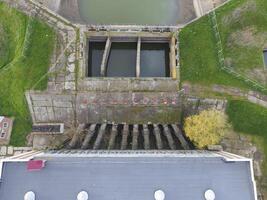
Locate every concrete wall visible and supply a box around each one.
[26,90,182,125]
[34,0,61,12]
[183,97,227,118]
[76,92,181,124]
[78,78,178,92]
[26,90,227,126]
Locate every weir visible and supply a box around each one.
[66,124,189,150]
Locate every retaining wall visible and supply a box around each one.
[26,90,182,125]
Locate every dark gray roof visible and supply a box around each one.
[0,156,255,200]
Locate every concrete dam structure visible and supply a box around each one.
[27,27,181,126]
[17,0,227,149]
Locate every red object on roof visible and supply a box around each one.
[27,160,46,171]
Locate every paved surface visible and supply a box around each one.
[0,156,255,200]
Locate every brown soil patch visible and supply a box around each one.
[246,68,267,86]
[222,0,257,26]
[227,26,267,48]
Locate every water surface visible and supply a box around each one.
[78,0,183,25]
[107,42,136,77]
[88,41,170,77]
[88,42,105,77]
[140,43,170,77]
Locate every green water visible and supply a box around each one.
[88,41,169,77]
[78,0,182,25]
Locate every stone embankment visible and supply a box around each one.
[183,83,267,108]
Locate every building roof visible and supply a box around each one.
[0,152,256,200]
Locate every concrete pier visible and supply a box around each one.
[136,37,141,78]
[171,124,190,150]
[100,37,111,76]
[163,125,176,150]
[93,124,107,150]
[81,124,96,149]
[153,124,163,150]
[143,125,150,150]
[108,124,118,150]
[132,125,139,150]
[67,124,85,149]
[121,125,129,150]
[170,36,177,79]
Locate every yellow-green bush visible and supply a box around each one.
[184,109,229,148]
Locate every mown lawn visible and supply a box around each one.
[0,2,55,146]
[179,0,267,90]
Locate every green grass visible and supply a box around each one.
[179,0,267,90]
[0,4,27,69]
[217,0,267,74]
[226,100,267,185]
[0,3,55,146]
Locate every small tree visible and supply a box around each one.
[184,109,229,149]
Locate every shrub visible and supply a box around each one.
[184,109,229,148]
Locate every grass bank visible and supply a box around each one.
[0,2,55,146]
[226,100,267,188]
[179,0,267,90]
